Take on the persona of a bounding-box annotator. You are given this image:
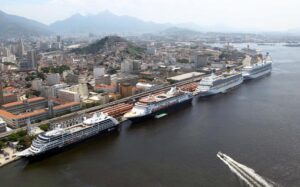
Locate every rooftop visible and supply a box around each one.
[167,72,204,81]
[53,102,81,110]
[0,109,47,120]
[1,97,46,108]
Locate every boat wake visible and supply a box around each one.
[217,152,277,187]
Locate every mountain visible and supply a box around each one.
[0,10,51,38]
[161,27,200,35]
[50,10,170,34]
[71,36,146,58]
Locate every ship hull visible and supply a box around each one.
[242,68,271,80]
[24,125,120,160]
[196,77,244,97]
[127,97,193,123]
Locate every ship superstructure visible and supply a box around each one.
[18,112,119,157]
[123,87,193,122]
[194,70,243,97]
[242,54,272,80]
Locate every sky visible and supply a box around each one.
[2,0,300,31]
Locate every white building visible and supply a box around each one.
[31,79,43,91]
[0,117,7,133]
[146,47,157,55]
[121,60,141,73]
[65,84,89,99]
[58,90,80,102]
[41,83,68,98]
[93,66,105,78]
[46,73,60,86]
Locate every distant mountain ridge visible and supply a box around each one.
[49,11,170,34]
[0,10,51,38]
[1,9,296,38]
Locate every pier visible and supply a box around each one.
[0,76,202,140]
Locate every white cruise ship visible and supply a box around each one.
[194,70,243,97]
[242,54,272,80]
[18,112,119,157]
[123,87,193,122]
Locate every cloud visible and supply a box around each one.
[2,0,300,31]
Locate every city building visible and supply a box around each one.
[95,75,111,85]
[120,83,136,98]
[0,109,48,128]
[167,72,204,82]
[19,57,35,71]
[16,39,25,58]
[146,47,157,55]
[111,74,139,92]
[0,98,81,128]
[83,93,110,106]
[57,89,80,102]
[31,79,43,91]
[121,60,133,73]
[41,83,69,99]
[53,102,81,116]
[46,73,61,86]
[0,117,6,133]
[65,84,89,98]
[57,35,61,43]
[93,66,106,78]
[0,81,4,106]
[191,53,210,69]
[94,84,116,93]
[1,97,48,114]
[3,94,18,104]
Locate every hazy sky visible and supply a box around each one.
[2,0,300,31]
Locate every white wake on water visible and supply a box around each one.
[217,152,276,187]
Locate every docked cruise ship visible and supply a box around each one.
[194,70,243,97]
[241,54,272,80]
[123,87,193,122]
[18,112,119,157]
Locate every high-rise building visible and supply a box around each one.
[121,60,141,74]
[191,54,209,69]
[31,79,43,91]
[16,39,25,58]
[0,78,4,106]
[93,66,105,78]
[121,60,133,73]
[19,50,37,71]
[57,35,61,43]
[28,50,37,69]
[46,73,61,86]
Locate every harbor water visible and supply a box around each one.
[0,44,300,187]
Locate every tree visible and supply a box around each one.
[41,67,50,73]
[7,133,18,142]
[40,124,50,131]
[0,141,6,150]
[18,136,32,149]
[16,130,27,137]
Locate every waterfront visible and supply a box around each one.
[0,44,300,187]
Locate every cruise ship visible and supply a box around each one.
[123,87,193,122]
[194,70,243,97]
[241,54,272,80]
[18,112,119,157]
